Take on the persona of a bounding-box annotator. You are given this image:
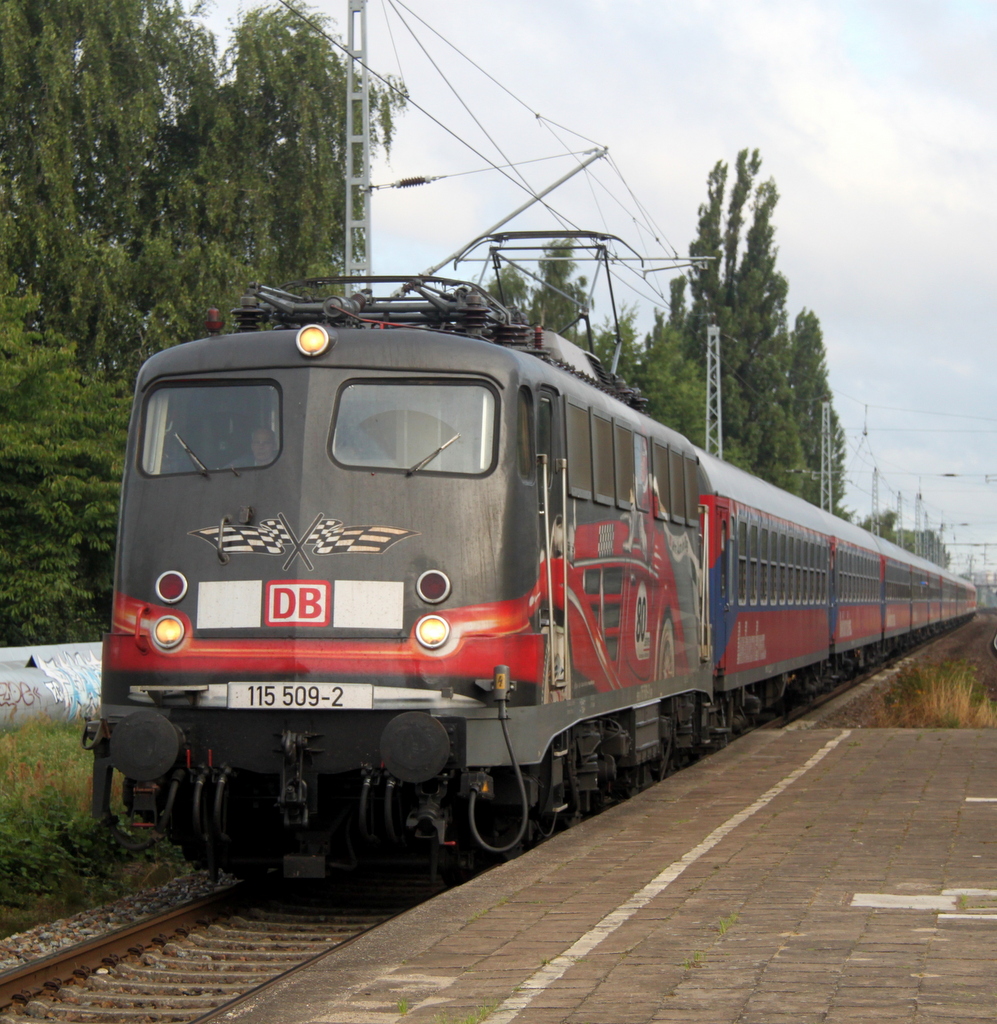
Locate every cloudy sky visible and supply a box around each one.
[197,0,997,576]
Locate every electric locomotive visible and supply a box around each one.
[88,273,715,879]
[88,267,975,879]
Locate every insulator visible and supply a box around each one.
[231,296,266,333]
[396,176,430,188]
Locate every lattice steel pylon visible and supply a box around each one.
[705,323,723,459]
[896,492,904,550]
[871,468,880,535]
[915,493,923,557]
[820,400,832,513]
[344,0,371,277]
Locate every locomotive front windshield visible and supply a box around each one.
[142,383,281,475]
[332,382,496,475]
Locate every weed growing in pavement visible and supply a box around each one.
[717,913,740,935]
[875,660,997,728]
[0,718,187,937]
[681,950,705,969]
[432,1002,498,1024]
[397,998,409,1015]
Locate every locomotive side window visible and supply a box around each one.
[332,382,495,475]
[565,400,593,498]
[669,448,686,526]
[613,423,634,510]
[633,435,650,513]
[684,456,699,522]
[592,413,615,505]
[142,382,281,475]
[517,388,535,481]
[651,441,670,519]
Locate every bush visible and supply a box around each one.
[0,718,186,934]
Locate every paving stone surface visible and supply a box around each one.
[218,728,997,1024]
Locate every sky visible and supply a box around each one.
[194,0,997,577]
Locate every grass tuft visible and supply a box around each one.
[874,660,997,729]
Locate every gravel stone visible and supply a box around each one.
[0,871,236,971]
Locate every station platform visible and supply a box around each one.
[219,726,997,1024]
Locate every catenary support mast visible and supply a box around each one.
[705,322,722,459]
[345,0,371,277]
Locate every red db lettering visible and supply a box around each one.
[265,581,330,626]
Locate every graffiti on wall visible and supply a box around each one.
[35,648,102,721]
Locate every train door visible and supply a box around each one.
[537,388,567,700]
[713,500,731,669]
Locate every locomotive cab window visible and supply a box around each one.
[142,382,281,475]
[332,381,496,475]
[517,387,535,481]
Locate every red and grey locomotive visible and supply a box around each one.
[88,268,974,878]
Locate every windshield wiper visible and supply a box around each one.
[174,432,210,477]
[406,433,461,476]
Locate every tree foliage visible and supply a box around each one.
[0,276,128,644]
[666,149,847,512]
[0,0,403,643]
[0,0,401,376]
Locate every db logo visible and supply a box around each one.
[265,580,331,626]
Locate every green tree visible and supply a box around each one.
[0,276,128,644]
[667,148,846,511]
[0,0,402,376]
[787,309,847,511]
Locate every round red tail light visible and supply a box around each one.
[416,570,451,604]
[155,571,188,604]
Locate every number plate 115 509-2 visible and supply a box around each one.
[227,683,373,709]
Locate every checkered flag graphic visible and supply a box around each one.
[189,522,286,554]
[317,525,418,554]
[306,518,345,553]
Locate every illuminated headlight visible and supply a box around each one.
[152,616,185,650]
[415,615,450,649]
[296,324,331,357]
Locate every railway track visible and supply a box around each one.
[1,621,975,1024]
[0,870,442,1024]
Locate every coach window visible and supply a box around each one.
[669,448,686,526]
[750,524,759,604]
[614,423,635,509]
[565,401,593,499]
[142,382,281,475]
[738,520,747,604]
[517,388,534,481]
[782,532,790,602]
[634,435,651,513]
[796,538,803,603]
[760,528,769,604]
[651,441,669,519]
[592,413,615,506]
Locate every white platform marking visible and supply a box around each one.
[852,894,956,911]
[482,730,852,1024]
[965,797,997,802]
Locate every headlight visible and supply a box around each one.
[415,615,450,649]
[152,615,185,650]
[296,324,331,357]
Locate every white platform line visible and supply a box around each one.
[483,729,853,1024]
[965,797,997,803]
